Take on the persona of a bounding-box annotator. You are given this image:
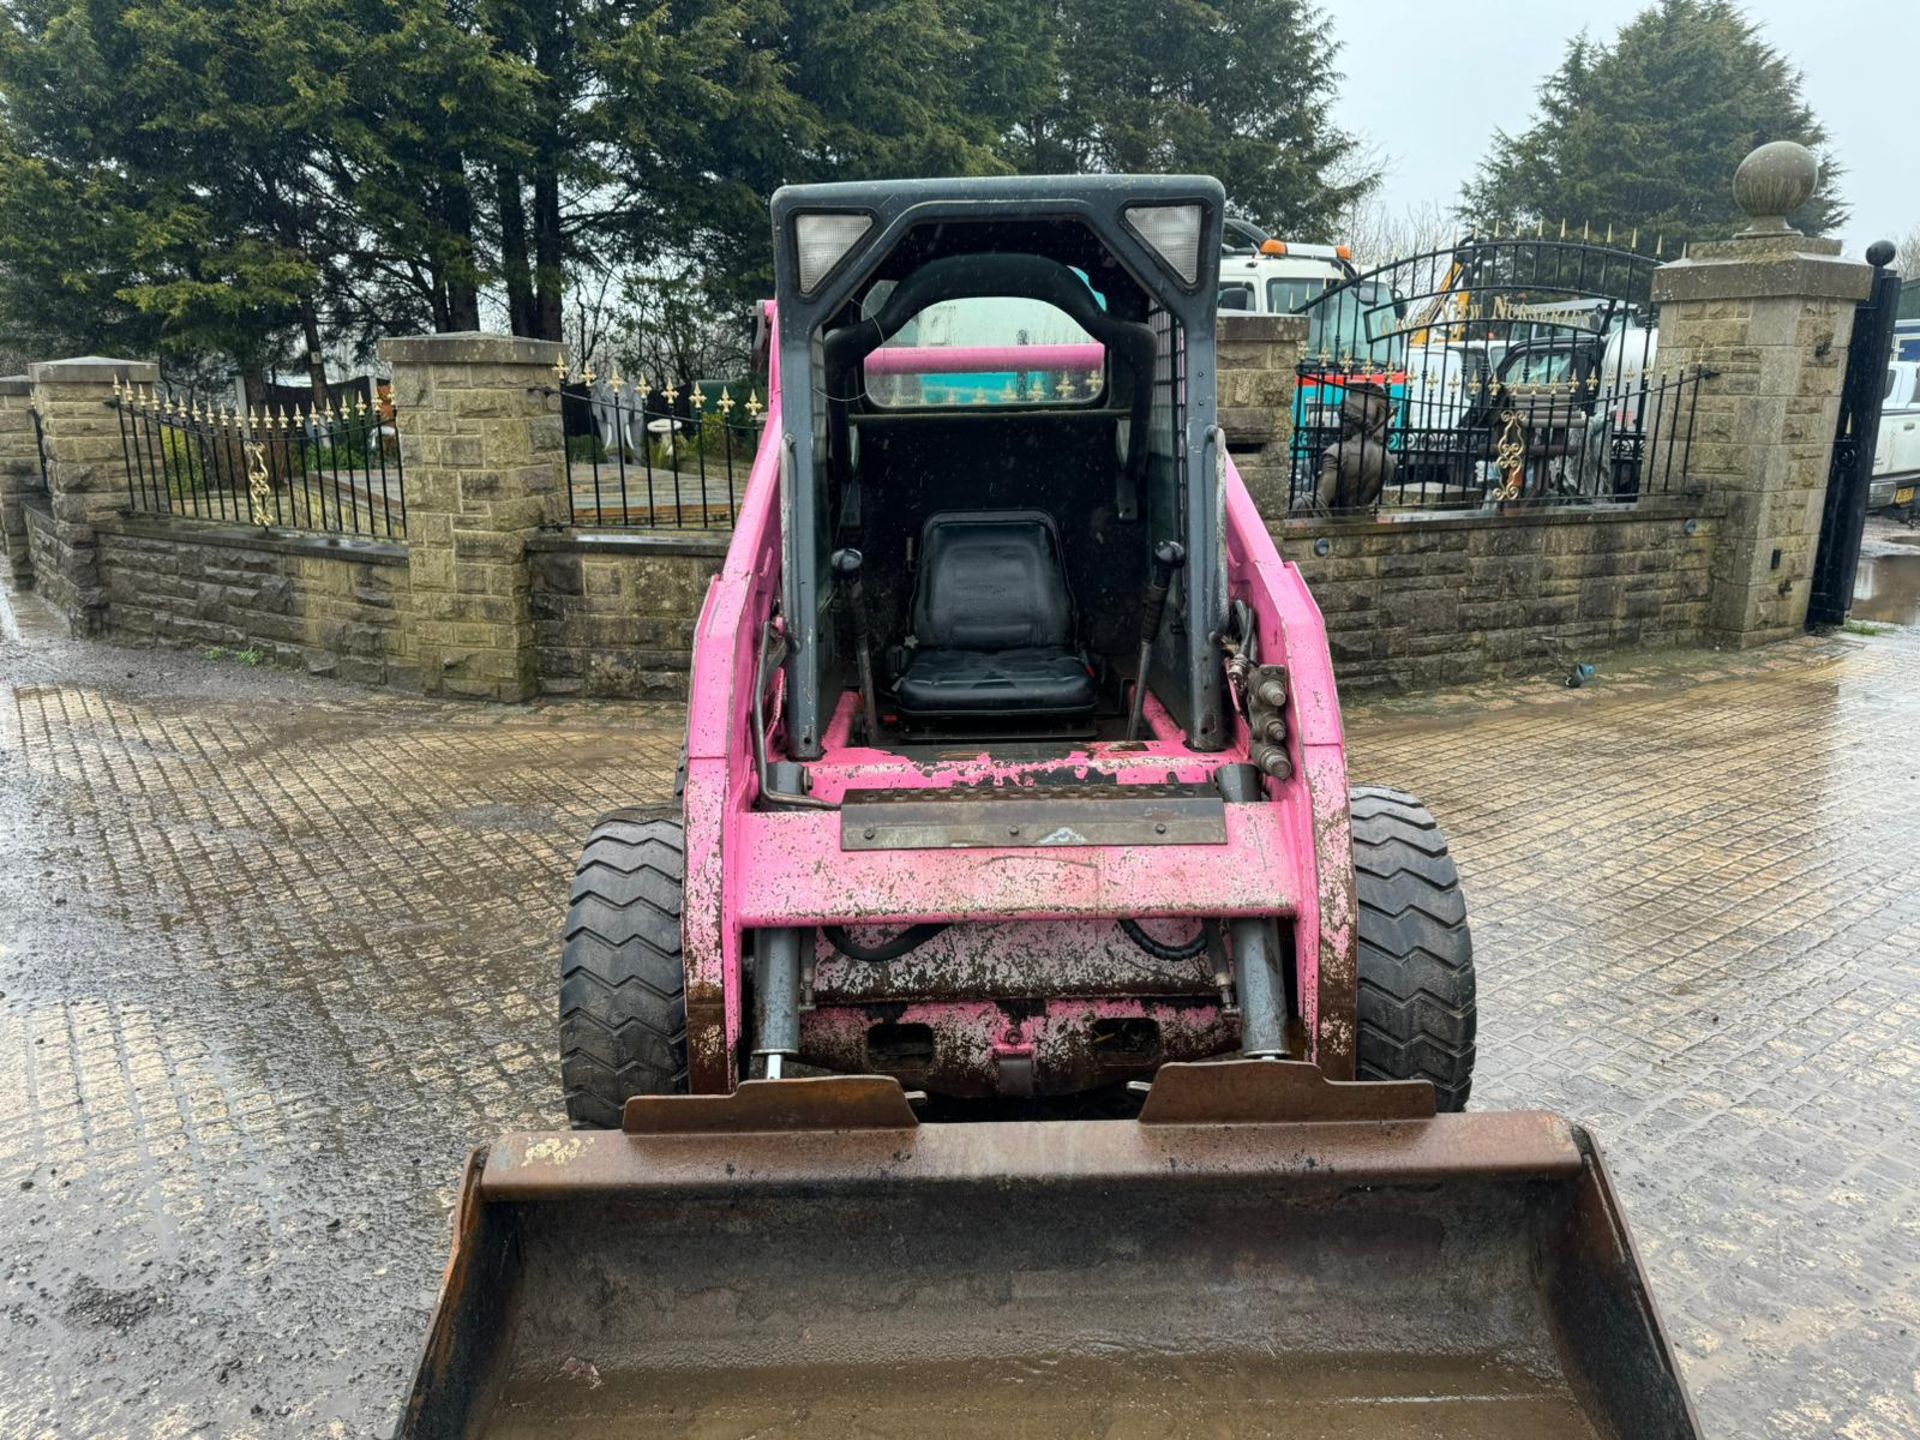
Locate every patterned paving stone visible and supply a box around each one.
[3,572,1919,1437]
[1347,638,1920,1440]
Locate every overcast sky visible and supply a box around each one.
[1325,0,1913,258]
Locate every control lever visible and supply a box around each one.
[1126,540,1186,741]
[830,547,882,743]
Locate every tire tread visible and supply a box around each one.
[1350,785,1476,1111]
[558,814,689,1127]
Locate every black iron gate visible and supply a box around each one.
[1808,240,1902,627]
[1285,234,1704,514]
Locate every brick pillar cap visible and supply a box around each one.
[1219,312,1309,342]
[29,356,159,384]
[1650,239,1870,305]
[0,375,30,396]
[379,331,565,367]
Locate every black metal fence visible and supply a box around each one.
[114,380,406,540]
[1285,234,1706,514]
[553,358,763,529]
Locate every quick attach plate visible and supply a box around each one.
[840,783,1228,851]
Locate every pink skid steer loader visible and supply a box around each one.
[399,176,1702,1440]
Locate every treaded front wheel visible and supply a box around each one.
[1349,786,1476,1111]
[559,811,689,1128]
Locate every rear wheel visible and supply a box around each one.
[1349,786,1476,1111]
[559,811,689,1128]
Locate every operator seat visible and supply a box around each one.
[892,510,1096,719]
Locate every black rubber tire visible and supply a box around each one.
[1350,786,1476,1111]
[559,811,689,1128]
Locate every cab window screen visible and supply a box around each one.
[861,292,1107,409]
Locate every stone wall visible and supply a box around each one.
[95,516,412,683]
[23,498,58,601]
[0,376,42,585]
[529,533,726,698]
[1276,499,1723,689]
[9,196,1865,705]
[1219,313,1306,517]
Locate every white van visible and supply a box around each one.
[1871,361,1920,509]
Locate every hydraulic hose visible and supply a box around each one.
[1118,917,1210,961]
[822,922,950,962]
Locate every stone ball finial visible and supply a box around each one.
[1732,141,1819,236]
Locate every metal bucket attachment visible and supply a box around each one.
[400,1063,1700,1439]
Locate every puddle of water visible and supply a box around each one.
[1852,549,1920,626]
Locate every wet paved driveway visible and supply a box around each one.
[4,568,1920,1438]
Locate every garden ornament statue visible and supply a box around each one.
[1302,378,1395,513]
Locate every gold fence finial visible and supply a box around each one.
[717,386,735,416]
[745,389,763,420]
[553,351,570,382]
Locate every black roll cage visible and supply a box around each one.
[769,175,1228,757]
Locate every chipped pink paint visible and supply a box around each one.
[734,805,1300,927]
[680,308,786,1092]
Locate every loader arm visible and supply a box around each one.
[1221,452,1359,1075]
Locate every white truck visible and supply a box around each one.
[1871,360,1920,511]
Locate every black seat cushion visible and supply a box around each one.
[895,647,1095,715]
[910,512,1073,649]
[894,511,1095,718]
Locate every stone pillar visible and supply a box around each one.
[380,331,566,701]
[1218,313,1306,517]
[0,375,42,586]
[1650,145,1872,646]
[28,356,159,633]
